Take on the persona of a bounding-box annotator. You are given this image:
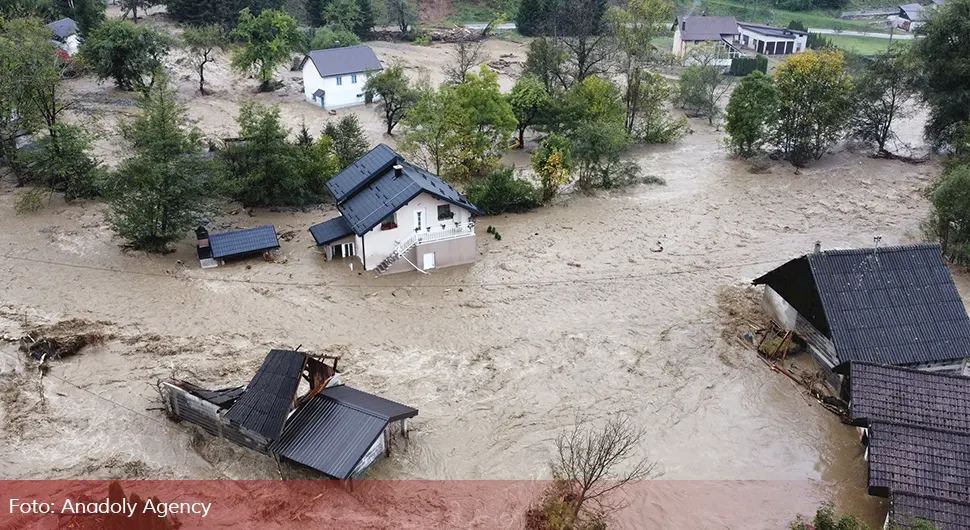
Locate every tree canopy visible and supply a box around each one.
[230,8,301,91]
[725,71,779,158]
[364,64,418,135]
[81,19,172,93]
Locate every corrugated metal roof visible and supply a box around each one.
[327,143,400,202]
[867,421,970,505]
[892,492,970,530]
[225,350,306,440]
[846,363,970,432]
[321,384,418,422]
[675,16,739,41]
[46,17,78,38]
[309,216,354,246]
[271,393,388,480]
[304,45,383,79]
[208,225,280,259]
[755,244,970,366]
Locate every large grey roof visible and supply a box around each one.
[845,362,970,432]
[225,350,306,440]
[325,144,484,236]
[45,18,78,38]
[304,45,382,78]
[738,22,806,38]
[308,216,354,246]
[675,16,739,41]
[754,243,970,366]
[208,225,280,259]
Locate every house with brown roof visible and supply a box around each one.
[671,16,743,66]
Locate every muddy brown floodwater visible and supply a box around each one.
[0,15,955,528]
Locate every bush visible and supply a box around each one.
[18,124,105,201]
[310,27,360,50]
[729,55,768,77]
[466,168,541,215]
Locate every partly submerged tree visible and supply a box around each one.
[400,84,462,177]
[18,123,104,205]
[465,167,541,215]
[508,76,552,148]
[444,37,486,85]
[848,51,915,153]
[182,24,227,94]
[81,19,172,93]
[230,8,301,92]
[324,115,369,168]
[107,78,215,252]
[929,162,970,264]
[364,63,418,135]
[385,0,417,34]
[532,133,572,202]
[677,43,733,125]
[725,70,780,158]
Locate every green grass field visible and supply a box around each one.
[823,34,910,55]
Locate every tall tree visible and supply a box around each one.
[166,0,284,28]
[773,49,854,166]
[322,0,361,31]
[400,84,462,177]
[516,0,549,36]
[523,37,567,93]
[449,65,518,180]
[81,19,172,93]
[355,0,375,37]
[550,0,612,87]
[310,26,360,49]
[119,0,159,23]
[107,78,215,252]
[230,8,301,92]
[848,51,915,153]
[508,76,552,148]
[324,115,369,167]
[444,37,486,85]
[725,70,779,158]
[364,64,417,135]
[676,43,732,125]
[385,0,416,34]
[183,24,227,94]
[908,0,970,147]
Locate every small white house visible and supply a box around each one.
[301,45,383,110]
[309,144,484,275]
[671,16,743,67]
[45,17,81,56]
[737,22,808,56]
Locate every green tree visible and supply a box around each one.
[532,133,572,201]
[230,8,301,92]
[516,0,550,36]
[81,19,172,93]
[774,49,853,166]
[19,123,104,202]
[787,20,807,32]
[165,0,284,28]
[385,0,416,33]
[929,163,970,264]
[52,0,104,36]
[465,167,541,214]
[106,79,215,252]
[792,503,937,530]
[572,119,637,190]
[848,52,915,153]
[354,0,375,37]
[908,0,970,147]
[508,76,552,148]
[450,65,518,180]
[552,0,613,86]
[523,37,567,93]
[322,0,361,31]
[559,74,625,136]
[324,115,369,168]
[400,84,462,177]
[119,0,160,23]
[0,0,52,19]
[364,63,417,135]
[725,70,780,158]
[310,26,360,49]
[676,43,733,125]
[183,24,227,94]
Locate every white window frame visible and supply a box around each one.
[351,74,358,84]
[336,76,343,86]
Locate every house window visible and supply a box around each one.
[380,214,397,230]
[336,76,343,86]
[351,74,358,84]
[437,204,454,221]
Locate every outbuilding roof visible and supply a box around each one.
[224,350,306,440]
[738,22,807,38]
[309,216,354,246]
[673,16,739,41]
[843,362,970,432]
[891,492,970,530]
[45,17,78,39]
[866,421,970,504]
[899,3,925,20]
[303,45,383,78]
[753,243,970,366]
[270,385,418,479]
[208,225,280,260]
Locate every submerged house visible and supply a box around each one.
[671,16,742,66]
[195,225,281,268]
[753,243,970,388]
[309,144,484,274]
[737,22,807,55]
[840,362,970,530]
[45,17,81,56]
[301,45,382,110]
[162,349,418,480]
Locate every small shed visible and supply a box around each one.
[196,225,280,267]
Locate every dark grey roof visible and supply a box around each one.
[309,216,354,246]
[738,22,807,38]
[312,88,324,98]
[208,225,280,259]
[304,45,382,78]
[45,17,78,38]
[320,384,418,422]
[225,350,306,440]
[845,362,970,432]
[674,16,739,41]
[899,3,925,20]
[326,144,485,236]
[866,421,970,504]
[271,392,389,479]
[754,243,970,366]
[178,382,246,409]
[892,493,970,530]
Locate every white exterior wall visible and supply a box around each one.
[672,26,685,57]
[738,26,807,55]
[360,193,472,271]
[63,35,81,56]
[302,61,370,109]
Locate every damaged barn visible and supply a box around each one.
[160,349,417,480]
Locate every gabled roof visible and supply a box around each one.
[899,3,925,20]
[45,18,78,39]
[303,45,382,78]
[866,421,970,504]
[270,385,417,479]
[673,16,739,41]
[738,22,807,38]
[325,144,484,236]
[844,362,970,432]
[309,216,354,246]
[754,243,970,366]
[224,350,306,440]
[208,225,280,259]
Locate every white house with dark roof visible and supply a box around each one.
[309,144,484,274]
[301,45,383,110]
[671,16,742,66]
[45,17,81,56]
[737,22,807,55]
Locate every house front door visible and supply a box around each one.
[414,209,425,231]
